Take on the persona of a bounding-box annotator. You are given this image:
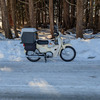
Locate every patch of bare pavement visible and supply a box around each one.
[0,61,100,100]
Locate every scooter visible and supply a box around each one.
[21,28,76,62]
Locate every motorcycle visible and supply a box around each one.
[21,28,76,62]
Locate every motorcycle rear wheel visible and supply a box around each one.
[26,50,40,62]
[60,46,76,62]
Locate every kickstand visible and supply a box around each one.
[44,53,47,63]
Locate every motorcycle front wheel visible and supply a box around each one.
[26,50,40,62]
[60,46,76,62]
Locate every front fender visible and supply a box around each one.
[62,44,72,49]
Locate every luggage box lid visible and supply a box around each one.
[21,28,37,43]
[21,28,37,37]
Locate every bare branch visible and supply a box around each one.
[18,0,41,5]
[18,0,29,4]
[65,0,76,6]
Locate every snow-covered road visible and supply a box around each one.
[0,61,100,100]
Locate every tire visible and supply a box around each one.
[60,46,76,62]
[26,50,40,62]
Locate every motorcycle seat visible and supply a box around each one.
[37,40,48,45]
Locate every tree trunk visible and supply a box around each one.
[89,0,93,28]
[49,0,54,38]
[63,0,70,30]
[76,0,84,38]
[37,2,40,27]
[37,10,40,28]
[10,0,19,38]
[25,0,29,25]
[7,0,13,27]
[97,1,100,31]
[0,1,3,29]
[95,0,98,28]
[42,0,44,25]
[44,0,47,26]
[98,10,100,30]
[95,0,100,31]
[29,0,36,28]
[58,0,61,23]
[59,0,63,26]
[21,6,25,27]
[70,0,76,28]
[85,0,89,28]
[0,0,13,39]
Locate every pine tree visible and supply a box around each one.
[70,0,76,28]
[76,0,84,38]
[0,0,13,39]
[10,0,19,38]
[29,0,36,28]
[89,0,93,28]
[49,0,54,38]
[97,0,100,30]
[63,0,70,29]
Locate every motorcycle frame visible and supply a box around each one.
[36,32,71,57]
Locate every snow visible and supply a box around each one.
[0,40,25,61]
[0,32,100,99]
[0,33,5,40]
[0,34,100,99]
[71,38,100,60]
[21,28,37,33]
[21,28,37,36]
[0,37,100,63]
[65,28,100,39]
[0,61,100,99]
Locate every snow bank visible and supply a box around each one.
[0,40,25,61]
[0,33,5,40]
[71,38,100,60]
[0,38,100,62]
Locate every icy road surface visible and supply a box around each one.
[0,61,100,100]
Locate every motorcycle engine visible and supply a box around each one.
[46,52,53,58]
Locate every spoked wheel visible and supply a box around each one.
[60,46,76,62]
[26,49,40,62]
